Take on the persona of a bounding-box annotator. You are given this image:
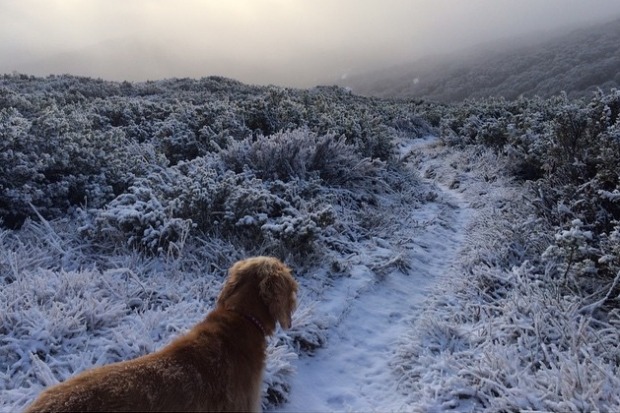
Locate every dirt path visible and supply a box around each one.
[274,137,472,412]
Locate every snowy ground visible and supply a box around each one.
[3,135,476,412]
[272,136,473,412]
[6,135,618,412]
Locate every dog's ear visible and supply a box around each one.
[259,263,298,330]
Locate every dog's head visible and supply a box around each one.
[217,256,298,330]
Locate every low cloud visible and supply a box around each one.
[2,0,620,86]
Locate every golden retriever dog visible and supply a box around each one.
[24,256,298,412]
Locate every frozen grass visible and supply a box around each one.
[0,215,312,411]
[396,141,620,411]
[0,221,211,410]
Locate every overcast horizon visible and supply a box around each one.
[2,0,620,87]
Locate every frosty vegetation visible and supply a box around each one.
[0,74,431,410]
[1,73,620,411]
[403,90,620,410]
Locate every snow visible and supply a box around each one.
[272,136,472,412]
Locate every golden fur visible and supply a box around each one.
[24,256,298,412]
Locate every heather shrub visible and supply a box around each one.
[171,158,336,256]
[239,87,307,137]
[90,181,193,255]
[427,90,620,307]
[90,155,335,256]
[0,105,163,228]
[219,129,386,189]
[0,75,435,232]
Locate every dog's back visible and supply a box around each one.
[25,345,207,412]
[25,310,265,412]
[24,256,297,413]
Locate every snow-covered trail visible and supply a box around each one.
[274,137,471,412]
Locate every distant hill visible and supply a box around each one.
[339,18,620,102]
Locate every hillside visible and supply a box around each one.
[340,17,620,102]
[1,75,620,411]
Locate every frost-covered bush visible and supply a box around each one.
[89,155,336,257]
[239,87,307,137]
[0,105,165,228]
[425,90,620,301]
[219,128,386,189]
[87,126,415,261]
[0,74,434,230]
[543,219,599,285]
[90,183,193,255]
[532,93,620,292]
[171,160,336,257]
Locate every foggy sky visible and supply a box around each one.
[2,0,620,87]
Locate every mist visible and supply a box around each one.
[2,0,620,87]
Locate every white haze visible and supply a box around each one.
[2,0,620,87]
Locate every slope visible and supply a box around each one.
[340,17,620,102]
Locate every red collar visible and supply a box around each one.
[229,309,267,337]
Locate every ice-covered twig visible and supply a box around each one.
[579,270,620,315]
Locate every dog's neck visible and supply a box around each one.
[228,308,268,337]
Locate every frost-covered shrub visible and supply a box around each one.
[0,74,435,231]
[220,129,320,181]
[548,102,591,170]
[599,222,620,276]
[154,108,200,164]
[91,183,193,255]
[433,98,519,149]
[219,129,386,190]
[85,162,199,254]
[196,100,251,146]
[219,179,335,256]
[542,219,600,288]
[438,117,463,147]
[90,156,336,257]
[527,92,620,293]
[0,105,165,228]
[0,85,33,114]
[426,90,620,303]
[172,158,334,247]
[348,112,395,161]
[239,87,307,137]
